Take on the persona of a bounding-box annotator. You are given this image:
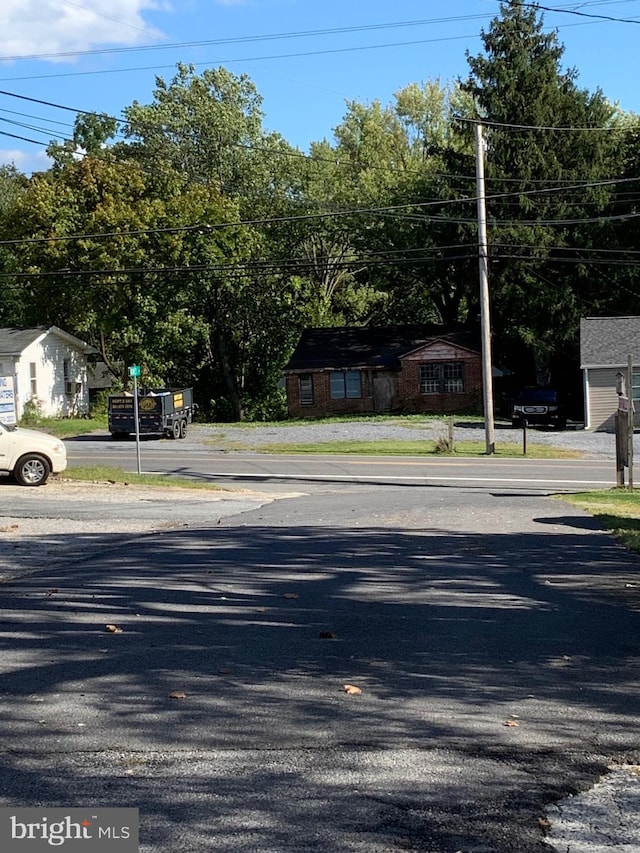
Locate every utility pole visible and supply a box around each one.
[474,122,496,455]
[628,355,634,490]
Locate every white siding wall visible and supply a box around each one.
[16,334,89,418]
[585,367,637,431]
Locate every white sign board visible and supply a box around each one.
[0,375,17,424]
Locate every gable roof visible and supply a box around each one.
[0,325,95,356]
[580,317,640,367]
[284,325,481,371]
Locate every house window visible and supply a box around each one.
[29,362,37,397]
[330,370,362,399]
[299,374,314,406]
[632,372,640,408]
[419,362,464,394]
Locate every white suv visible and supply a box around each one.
[0,421,67,486]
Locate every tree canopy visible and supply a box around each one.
[1,1,639,419]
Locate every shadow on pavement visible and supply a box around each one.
[0,522,638,851]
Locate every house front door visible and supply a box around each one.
[372,373,395,412]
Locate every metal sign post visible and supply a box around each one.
[129,365,141,475]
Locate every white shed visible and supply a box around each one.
[580,317,640,431]
[0,326,96,419]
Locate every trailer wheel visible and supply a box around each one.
[179,419,187,439]
[171,420,181,440]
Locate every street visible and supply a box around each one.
[63,429,617,493]
[0,437,639,851]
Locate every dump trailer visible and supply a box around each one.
[108,388,194,439]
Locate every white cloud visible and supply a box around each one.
[0,0,165,60]
[0,147,52,174]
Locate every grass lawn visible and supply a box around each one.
[250,439,579,458]
[563,489,640,554]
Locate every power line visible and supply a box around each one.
[454,113,631,132]
[1,2,637,83]
[0,129,48,146]
[0,14,498,64]
[1,175,637,249]
[532,1,640,25]
[0,34,482,84]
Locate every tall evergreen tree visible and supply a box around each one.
[462,0,619,391]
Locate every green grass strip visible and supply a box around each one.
[62,465,223,490]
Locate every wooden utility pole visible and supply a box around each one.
[474,122,495,455]
[628,355,634,489]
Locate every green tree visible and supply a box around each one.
[0,164,29,325]
[303,81,478,328]
[118,63,300,216]
[2,154,305,420]
[462,0,620,386]
[47,113,119,167]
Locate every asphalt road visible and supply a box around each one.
[1,451,640,852]
[64,432,617,493]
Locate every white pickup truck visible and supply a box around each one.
[0,421,67,486]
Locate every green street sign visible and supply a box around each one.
[128,364,141,378]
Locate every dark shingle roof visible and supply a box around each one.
[0,326,48,354]
[0,326,95,356]
[580,317,640,367]
[284,325,480,371]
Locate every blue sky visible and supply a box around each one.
[1,0,639,174]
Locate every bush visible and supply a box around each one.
[244,389,288,422]
[19,399,46,427]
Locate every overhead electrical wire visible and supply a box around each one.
[1,173,638,251]
[0,14,503,64]
[0,2,637,72]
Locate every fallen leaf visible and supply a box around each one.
[538,817,551,831]
[283,593,299,600]
[46,588,59,596]
[169,690,186,699]
[218,668,231,675]
[319,631,337,639]
[343,684,362,695]
[255,607,266,613]
[503,719,520,727]
[104,624,123,633]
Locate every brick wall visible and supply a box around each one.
[286,371,375,418]
[286,355,483,418]
[394,356,483,414]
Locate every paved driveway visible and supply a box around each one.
[1,479,640,851]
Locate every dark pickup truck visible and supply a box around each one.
[511,386,566,430]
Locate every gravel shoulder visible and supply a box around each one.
[199,418,623,459]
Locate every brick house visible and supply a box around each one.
[284,326,483,418]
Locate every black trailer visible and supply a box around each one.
[108,388,194,439]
